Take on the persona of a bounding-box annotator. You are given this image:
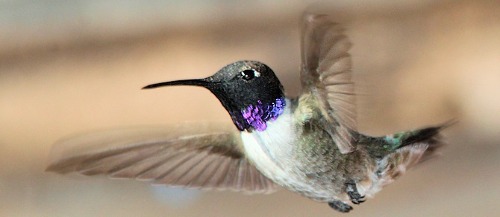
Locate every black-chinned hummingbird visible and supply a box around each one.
[46,14,447,213]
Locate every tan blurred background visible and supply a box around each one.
[1,0,499,216]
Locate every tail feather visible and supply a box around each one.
[396,125,445,162]
[376,123,451,187]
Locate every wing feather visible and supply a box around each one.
[46,123,276,193]
[300,14,357,154]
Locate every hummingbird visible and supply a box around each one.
[46,14,447,213]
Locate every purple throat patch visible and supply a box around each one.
[241,97,286,131]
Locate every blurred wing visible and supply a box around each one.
[300,14,356,153]
[46,122,277,194]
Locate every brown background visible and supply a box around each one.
[1,0,499,216]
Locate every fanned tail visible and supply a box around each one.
[391,125,445,162]
[375,122,452,187]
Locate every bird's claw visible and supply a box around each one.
[328,200,353,213]
[346,181,366,205]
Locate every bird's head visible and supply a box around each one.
[143,60,286,131]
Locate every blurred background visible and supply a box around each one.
[1,0,499,216]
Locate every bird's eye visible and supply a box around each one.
[241,69,260,81]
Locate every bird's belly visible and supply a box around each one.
[240,111,343,201]
[240,111,298,187]
[241,130,348,201]
[240,131,292,184]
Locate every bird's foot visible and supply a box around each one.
[328,200,353,213]
[346,180,366,205]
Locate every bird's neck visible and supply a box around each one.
[235,97,287,131]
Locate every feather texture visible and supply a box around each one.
[46,123,277,193]
[300,14,357,154]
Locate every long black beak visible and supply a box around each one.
[142,78,210,89]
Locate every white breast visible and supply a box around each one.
[240,100,301,186]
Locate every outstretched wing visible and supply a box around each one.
[46,122,277,194]
[300,14,356,154]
